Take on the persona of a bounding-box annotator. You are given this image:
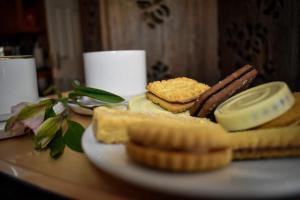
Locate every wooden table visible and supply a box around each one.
[0,110,186,199]
[2,99,300,199]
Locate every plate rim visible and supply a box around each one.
[82,125,300,198]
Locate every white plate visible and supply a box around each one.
[82,125,300,199]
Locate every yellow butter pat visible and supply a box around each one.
[214,82,295,131]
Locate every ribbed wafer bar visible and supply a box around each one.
[230,126,300,160]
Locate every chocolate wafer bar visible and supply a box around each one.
[190,65,258,118]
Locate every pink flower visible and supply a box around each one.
[5,99,55,135]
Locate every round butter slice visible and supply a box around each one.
[214,82,295,131]
[128,94,190,116]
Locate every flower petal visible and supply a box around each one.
[10,122,26,136]
[22,110,45,135]
[11,102,30,115]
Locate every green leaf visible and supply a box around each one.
[72,80,80,86]
[17,99,56,121]
[44,108,56,120]
[59,97,69,108]
[49,129,65,159]
[69,91,124,104]
[63,120,84,153]
[34,116,63,149]
[39,98,57,107]
[43,85,56,96]
[72,80,120,96]
[43,85,62,99]
[71,80,125,103]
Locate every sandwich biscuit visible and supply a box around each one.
[126,120,232,172]
[147,77,210,103]
[128,94,190,116]
[146,92,194,113]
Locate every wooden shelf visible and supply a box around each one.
[0,0,46,35]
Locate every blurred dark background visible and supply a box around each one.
[0,0,299,94]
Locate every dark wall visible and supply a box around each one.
[79,0,300,90]
[79,0,219,84]
[219,0,300,91]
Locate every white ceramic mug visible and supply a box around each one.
[83,50,147,98]
[0,56,39,120]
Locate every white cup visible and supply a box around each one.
[83,50,147,98]
[0,56,39,120]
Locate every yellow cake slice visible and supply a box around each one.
[92,107,213,144]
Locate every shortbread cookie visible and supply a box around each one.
[126,120,232,172]
[146,92,193,113]
[147,77,210,103]
[93,107,211,143]
[190,65,258,118]
[258,92,300,128]
[230,126,300,160]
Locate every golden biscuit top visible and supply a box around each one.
[147,77,210,103]
[128,120,230,150]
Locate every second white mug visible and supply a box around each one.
[83,50,147,98]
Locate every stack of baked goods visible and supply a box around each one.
[91,64,300,172]
[93,106,232,171]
